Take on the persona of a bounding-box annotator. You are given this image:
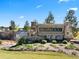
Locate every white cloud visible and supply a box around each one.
[67,8,78,11]
[19,16,25,19]
[36,5,43,8]
[58,0,76,3]
[58,0,70,3]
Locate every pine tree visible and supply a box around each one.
[9,20,16,30]
[65,10,77,27]
[45,11,55,24]
[65,10,78,37]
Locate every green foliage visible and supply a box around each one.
[17,37,27,45]
[65,10,78,37]
[25,44,33,49]
[52,40,57,44]
[62,40,68,44]
[45,11,55,24]
[9,20,16,30]
[65,10,76,23]
[25,21,29,26]
[72,27,78,37]
[23,21,30,31]
[23,26,31,31]
[65,43,77,49]
[41,40,47,44]
[14,25,20,31]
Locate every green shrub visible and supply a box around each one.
[63,40,68,44]
[65,43,77,49]
[17,37,24,45]
[1,47,10,51]
[52,40,57,44]
[41,40,47,44]
[17,37,27,45]
[25,44,33,49]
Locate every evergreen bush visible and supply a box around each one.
[52,40,57,44]
[63,40,68,44]
[41,40,47,44]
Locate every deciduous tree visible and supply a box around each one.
[23,21,30,31]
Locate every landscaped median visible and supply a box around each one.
[1,43,79,56]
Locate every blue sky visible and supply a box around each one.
[0,0,79,27]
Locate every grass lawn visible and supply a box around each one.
[0,50,79,59]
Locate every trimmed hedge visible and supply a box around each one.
[41,40,47,44]
[63,40,68,44]
[52,40,57,44]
